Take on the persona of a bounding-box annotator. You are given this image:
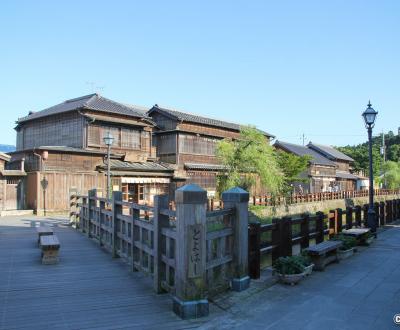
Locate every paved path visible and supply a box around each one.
[0,216,204,330]
[1,216,400,329]
[201,223,400,329]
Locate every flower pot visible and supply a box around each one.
[303,264,314,276]
[338,248,354,260]
[277,272,305,285]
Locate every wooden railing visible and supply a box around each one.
[207,189,400,210]
[248,198,400,279]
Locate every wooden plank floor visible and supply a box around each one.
[0,216,206,330]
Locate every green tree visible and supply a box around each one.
[216,126,283,195]
[387,144,400,162]
[276,151,311,192]
[381,161,400,189]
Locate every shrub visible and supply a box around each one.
[332,234,357,251]
[273,256,305,275]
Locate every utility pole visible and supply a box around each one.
[301,133,306,146]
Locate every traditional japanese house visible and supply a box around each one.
[11,94,173,214]
[274,140,337,193]
[307,142,358,191]
[0,152,26,213]
[147,104,275,196]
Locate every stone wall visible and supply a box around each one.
[251,193,400,218]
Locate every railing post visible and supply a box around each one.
[248,222,260,280]
[112,191,122,258]
[99,199,105,246]
[300,213,310,249]
[374,202,380,227]
[88,189,97,238]
[280,216,292,257]
[173,184,208,319]
[328,210,336,238]
[336,208,343,233]
[363,204,368,227]
[315,212,325,244]
[345,207,353,229]
[355,205,362,227]
[153,194,169,293]
[379,201,385,226]
[222,187,250,292]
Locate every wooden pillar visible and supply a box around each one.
[153,194,169,293]
[336,208,343,233]
[99,199,105,246]
[222,187,250,291]
[328,210,336,238]
[280,216,292,257]
[374,202,380,227]
[355,205,362,227]
[173,184,208,319]
[300,213,310,249]
[379,201,385,226]
[345,207,353,230]
[363,204,368,227]
[315,212,325,244]
[248,222,260,280]
[112,191,122,258]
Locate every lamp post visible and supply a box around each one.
[103,131,114,201]
[362,101,378,236]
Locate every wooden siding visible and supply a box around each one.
[16,112,85,150]
[178,122,241,139]
[43,152,104,172]
[309,164,336,177]
[150,112,178,130]
[335,160,350,171]
[26,171,106,212]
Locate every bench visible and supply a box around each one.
[36,226,53,245]
[341,228,371,246]
[305,240,342,271]
[40,235,60,265]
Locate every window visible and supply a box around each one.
[121,128,141,149]
[178,134,217,155]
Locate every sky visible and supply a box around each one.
[1,0,399,147]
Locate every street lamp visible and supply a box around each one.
[103,131,114,201]
[362,101,378,236]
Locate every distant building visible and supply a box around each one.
[307,142,358,191]
[274,141,337,193]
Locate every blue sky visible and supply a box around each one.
[1,1,399,146]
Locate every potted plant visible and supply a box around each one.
[332,234,356,260]
[273,256,306,285]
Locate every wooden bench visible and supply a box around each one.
[341,228,371,246]
[36,226,53,245]
[305,240,342,271]
[40,235,60,265]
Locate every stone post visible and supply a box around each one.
[88,189,97,238]
[173,184,208,319]
[153,194,169,293]
[112,191,122,258]
[221,187,250,292]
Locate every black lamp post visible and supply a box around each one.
[362,101,378,236]
[103,131,114,201]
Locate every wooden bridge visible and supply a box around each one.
[0,216,207,330]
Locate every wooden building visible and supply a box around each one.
[0,152,26,213]
[274,141,337,193]
[307,142,358,191]
[147,104,274,196]
[11,94,173,213]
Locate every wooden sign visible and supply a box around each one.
[188,224,204,278]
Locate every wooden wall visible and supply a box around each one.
[26,171,106,212]
[43,152,104,172]
[16,112,85,150]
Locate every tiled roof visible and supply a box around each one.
[18,94,152,123]
[274,141,336,167]
[307,143,354,162]
[184,163,227,171]
[148,105,275,138]
[0,170,26,177]
[335,171,359,180]
[0,152,11,162]
[99,159,174,172]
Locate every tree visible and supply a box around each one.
[276,150,311,193]
[381,161,400,189]
[216,126,283,195]
[387,145,400,162]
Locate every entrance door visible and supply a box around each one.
[5,181,18,210]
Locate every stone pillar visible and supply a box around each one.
[221,187,250,292]
[112,191,122,258]
[153,194,169,293]
[173,184,208,319]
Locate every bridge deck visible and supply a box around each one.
[0,216,205,330]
